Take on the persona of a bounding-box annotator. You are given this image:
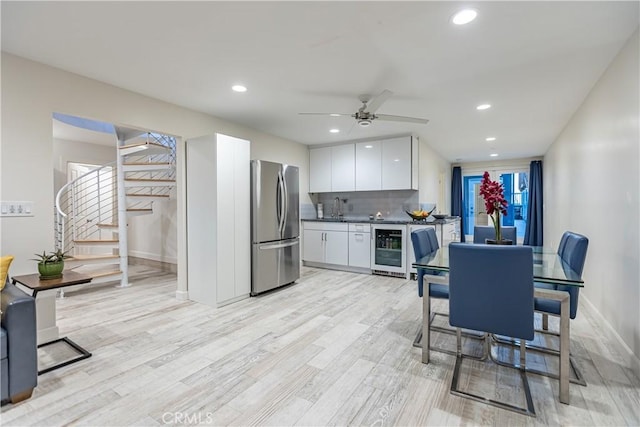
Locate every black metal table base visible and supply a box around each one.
[37,337,92,375]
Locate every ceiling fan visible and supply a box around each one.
[299,89,429,127]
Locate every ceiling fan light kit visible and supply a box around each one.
[299,89,429,128]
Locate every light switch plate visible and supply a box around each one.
[0,201,34,217]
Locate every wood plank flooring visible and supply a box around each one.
[2,266,639,426]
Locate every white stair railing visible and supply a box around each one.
[55,162,118,255]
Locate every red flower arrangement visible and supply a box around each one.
[479,171,509,242]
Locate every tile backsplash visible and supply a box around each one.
[302,191,436,221]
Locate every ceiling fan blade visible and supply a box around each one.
[298,112,351,116]
[376,114,429,124]
[364,89,393,114]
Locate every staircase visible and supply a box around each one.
[55,126,176,288]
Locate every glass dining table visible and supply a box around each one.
[413,244,584,405]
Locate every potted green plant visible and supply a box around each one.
[32,249,70,279]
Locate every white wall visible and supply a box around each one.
[52,138,116,193]
[544,30,639,369]
[418,138,451,213]
[0,53,311,281]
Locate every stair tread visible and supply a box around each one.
[73,239,119,243]
[119,141,168,151]
[125,193,170,197]
[126,208,153,212]
[122,162,171,166]
[68,254,119,261]
[89,270,122,279]
[96,223,119,228]
[124,178,175,182]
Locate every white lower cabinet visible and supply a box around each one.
[348,223,371,268]
[302,222,348,266]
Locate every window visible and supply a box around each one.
[461,166,530,242]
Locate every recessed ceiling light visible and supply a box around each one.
[477,104,491,110]
[485,137,496,141]
[329,128,340,133]
[330,114,341,117]
[365,145,373,149]
[452,9,477,25]
[490,153,499,157]
[231,85,247,92]
[394,159,400,162]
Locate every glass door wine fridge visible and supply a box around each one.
[370,224,407,278]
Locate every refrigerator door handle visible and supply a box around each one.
[259,240,300,250]
[282,169,289,233]
[276,172,285,236]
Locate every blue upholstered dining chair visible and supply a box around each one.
[410,229,449,348]
[410,229,482,353]
[448,243,536,416]
[493,231,589,386]
[473,225,517,244]
[534,231,588,382]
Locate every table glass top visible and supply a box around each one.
[413,244,584,287]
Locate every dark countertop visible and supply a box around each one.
[301,217,459,225]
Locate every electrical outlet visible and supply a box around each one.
[1,201,34,217]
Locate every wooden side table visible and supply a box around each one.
[12,271,92,375]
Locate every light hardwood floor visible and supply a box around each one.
[2,266,639,426]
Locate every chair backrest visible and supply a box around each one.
[558,232,588,277]
[556,231,589,318]
[449,243,534,340]
[426,227,439,251]
[473,225,517,244]
[411,228,439,298]
[411,229,433,261]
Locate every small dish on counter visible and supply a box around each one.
[432,214,448,219]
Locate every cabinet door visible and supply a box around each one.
[303,229,325,263]
[309,147,332,193]
[216,137,236,304]
[325,230,349,265]
[331,144,355,192]
[233,139,251,297]
[382,136,412,190]
[348,232,371,268]
[355,141,382,191]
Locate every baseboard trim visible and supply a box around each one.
[129,255,177,273]
[582,295,640,377]
[128,250,177,265]
[175,290,189,301]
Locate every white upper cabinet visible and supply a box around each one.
[309,144,355,192]
[355,141,382,191]
[382,136,417,190]
[309,136,417,193]
[331,144,355,192]
[309,146,332,193]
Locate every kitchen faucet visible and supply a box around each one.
[332,197,343,218]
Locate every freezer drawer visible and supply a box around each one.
[251,238,300,295]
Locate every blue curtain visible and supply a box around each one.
[451,166,465,242]
[524,160,543,246]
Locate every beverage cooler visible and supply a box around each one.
[370,224,407,278]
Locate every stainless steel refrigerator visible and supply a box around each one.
[251,160,300,295]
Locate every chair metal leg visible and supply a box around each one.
[490,310,587,387]
[450,329,535,417]
[413,304,484,357]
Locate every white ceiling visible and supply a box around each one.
[3,1,638,162]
